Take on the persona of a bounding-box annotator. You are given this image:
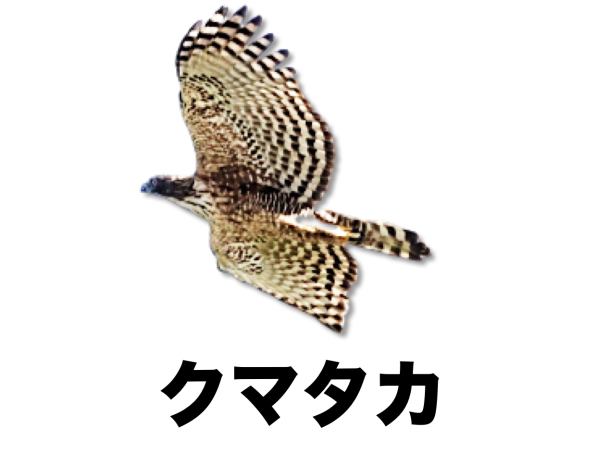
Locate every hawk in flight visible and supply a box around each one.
[141,6,431,332]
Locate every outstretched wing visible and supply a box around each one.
[176,6,335,213]
[211,219,357,332]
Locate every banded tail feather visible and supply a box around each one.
[314,210,431,261]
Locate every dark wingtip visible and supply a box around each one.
[262,33,274,42]
[235,5,247,17]
[251,15,262,27]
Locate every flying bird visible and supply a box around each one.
[141,6,431,332]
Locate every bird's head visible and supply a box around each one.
[140,175,194,199]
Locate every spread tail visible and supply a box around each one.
[315,210,431,261]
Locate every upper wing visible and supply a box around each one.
[211,218,357,332]
[176,7,335,212]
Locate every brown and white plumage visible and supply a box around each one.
[141,6,430,332]
[178,6,333,212]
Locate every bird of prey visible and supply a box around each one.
[141,6,431,332]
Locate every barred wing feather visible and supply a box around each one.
[176,6,335,213]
